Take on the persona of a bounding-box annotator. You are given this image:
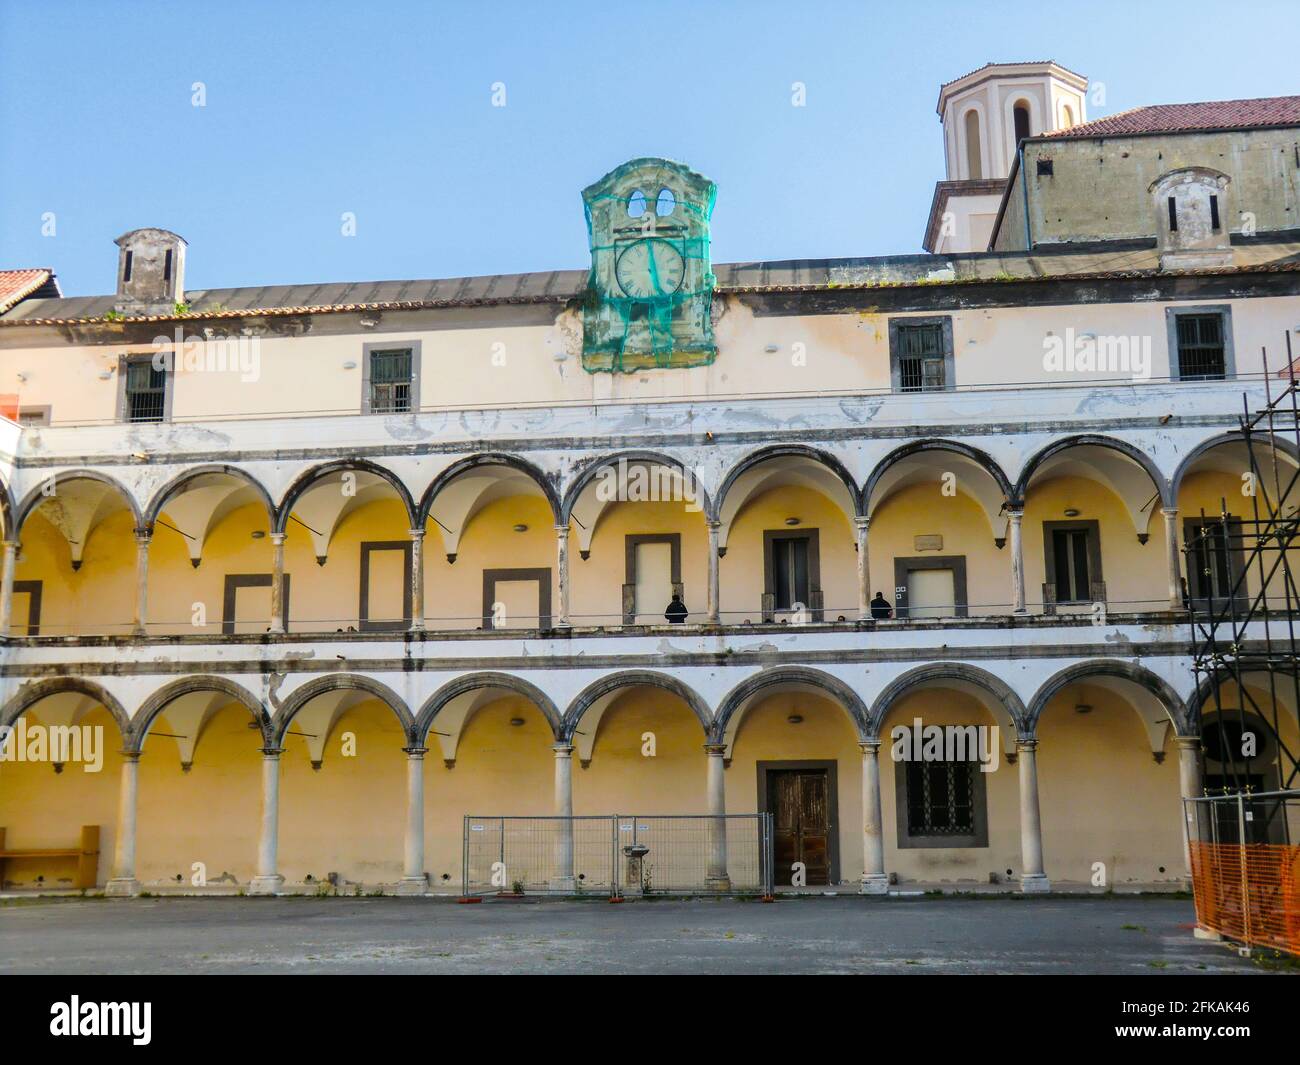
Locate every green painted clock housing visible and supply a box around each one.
[580,158,717,372]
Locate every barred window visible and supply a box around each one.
[905,759,975,836]
[893,321,947,392]
[124,357,167,423]
[368,348,413,413]
[1175,313,1226,380]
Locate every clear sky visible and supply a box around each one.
[2,0,1296,296]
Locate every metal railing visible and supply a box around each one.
[462,813,773,898]
[1185,790,1300,956]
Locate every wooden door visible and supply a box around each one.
[769,769,830,885]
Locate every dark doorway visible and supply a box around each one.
[767,767,831,885]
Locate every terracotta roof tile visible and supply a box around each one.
[0,269,55,313]
[1046,96,1300,138]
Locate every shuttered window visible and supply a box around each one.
[368,348,413,413]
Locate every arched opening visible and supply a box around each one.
[715,447,860,624]
[563,454,711,626]
[420,456,563,632]
[0,680,130,889]
[12,473,142,636]
[864,442,1013,617]
[276,461,417,633]
[1031,665,1186,883]
[964,109,983,179]
[1013,101,1031,146]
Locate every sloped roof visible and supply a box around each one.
[0,269,59,313]
[1045,96,1300,138]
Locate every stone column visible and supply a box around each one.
[0,540,18,636]
[706,520,721,624]
[1162,507,1183,611]
[705,743,730,890]
[105,751,142,896]
[1007,507,1026,614]
[132,529,152,636]
[860,740,888,894]
[1177,735,1204,885]
[409,528,425,631]
[268,532,286,634]
[398,747,429,893]
[249,748,285,894]
[555,524,571,627]
[1017,738,1050,892]
[855,516,871,619]
[550,744,575,890]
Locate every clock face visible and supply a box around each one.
[615,238,685,298]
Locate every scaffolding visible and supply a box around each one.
[1186,332,1300,806]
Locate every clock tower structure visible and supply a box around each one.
[580,157,717,372]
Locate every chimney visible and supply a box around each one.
[113,228,187,313]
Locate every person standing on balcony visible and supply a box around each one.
[664,594,688,623]
[870,592,893,620]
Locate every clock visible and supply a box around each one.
[615,238,685,298]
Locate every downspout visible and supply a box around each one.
[1018,145,1033,250]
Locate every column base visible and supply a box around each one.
[248,874,285,896]
[705,875,731,892]
[397,875,430,896]
[860,874,890,895]
[1019,874,1051,894]
[548,876,577,893]
[104,877,141,897]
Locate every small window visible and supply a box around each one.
[655,188,676,217]
[1036,158,1054,177]
[123,250,133,282]
[367,347,414,413]
[164,248,173,282]
[1175,314,1226,380]
[123,356,167,423]
[17,407,50,427]
[906,759,976,836]
[1210,194,1221,232]
[627,190,647,217]
[1168,196,1178,232]
[964,110,982,179]
[893,321,947,392]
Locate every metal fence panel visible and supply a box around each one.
[1185,791,1300,956]
[463,813,773,897]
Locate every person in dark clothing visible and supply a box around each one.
[664,594,688,623]
[870,592,893,620]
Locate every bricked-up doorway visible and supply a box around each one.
[758,761,837,886]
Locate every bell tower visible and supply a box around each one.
[580,158,717,373]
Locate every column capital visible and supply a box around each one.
[402,746,429,758]
[269,531,287,546]
[551,743,575,757]
[854,515,870,531]
[1161,506,1180,519]
[706,518,721,531]
[408,527,425,541]
[119,749,143,763]
[858,739,882,755]
[704,743,728,757]
[1175,735,1202,752]
[1015,737,1039,753]
[554,523,570,536]
[133,527,153,544]
[259,746,285,758]
[1005,505,1024,520]
[1,539,18,553]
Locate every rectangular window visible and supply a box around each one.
[772,536,810,610]
[1168,196,1178,232]
[123,356,168,423]
[896,323,946,392]
[889,317,953,393]
[1175,313,1226,380]
[1210,194,1221,232]
[1051,528,1092,603]
[367,348,413,413]
[1186,518,1243,604]
[906,759,975,836]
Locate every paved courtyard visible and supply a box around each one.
[1,895,1288,974]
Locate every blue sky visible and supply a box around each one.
[2,0,1295,296]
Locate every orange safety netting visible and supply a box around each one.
[1189,840,1300,955]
